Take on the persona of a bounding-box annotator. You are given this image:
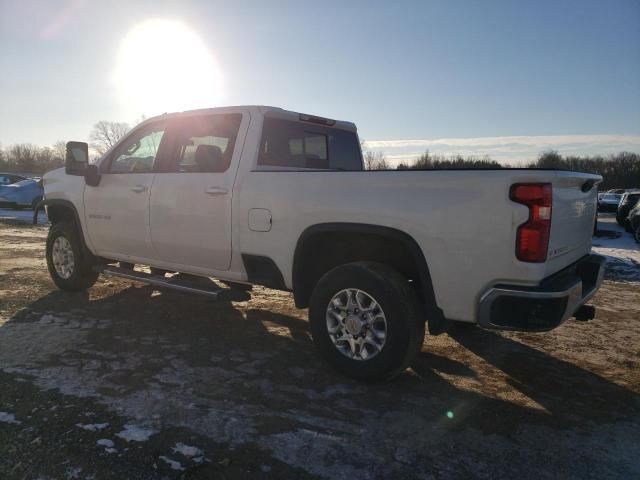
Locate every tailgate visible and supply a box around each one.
[546,171,600,273]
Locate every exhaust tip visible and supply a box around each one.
[573,305,596,322]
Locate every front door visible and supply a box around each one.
[84,121,170,260]
[149,112,247,271]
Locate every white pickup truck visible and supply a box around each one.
[40,105,605,381]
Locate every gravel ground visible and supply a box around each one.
[0,215,639,479]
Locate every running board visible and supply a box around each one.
[96,266,224,299]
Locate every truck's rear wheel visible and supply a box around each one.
[46,221,98,291]
[309,262,425,382]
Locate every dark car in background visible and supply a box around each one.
[617,191,640,228]
[598,192,623,213]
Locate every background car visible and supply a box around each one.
[0,178,44,210]
[598,192,623,213]
[628,203,640,243]
[616,191,640,228]
[0,173,28,185]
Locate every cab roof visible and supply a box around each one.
[140,105,357,132]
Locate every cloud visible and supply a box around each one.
[364,134,640,166]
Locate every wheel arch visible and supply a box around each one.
[292,223,447,334]
[40,199,94,259]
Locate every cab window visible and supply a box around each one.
[258,117,362,170]
[168,114,242,173]
[109,123,166,173]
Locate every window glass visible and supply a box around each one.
[305,134,327,160]
[258,117,362,170]
[110,124,166,173]
[170,114,242,173]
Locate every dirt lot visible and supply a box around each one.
[1,217,639,480]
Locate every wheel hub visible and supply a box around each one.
[345,315,363,335]
[51,236,75,280]
[326,288,387,361]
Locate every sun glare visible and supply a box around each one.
[113,19,223,117]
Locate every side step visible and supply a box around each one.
[96,266,224,299]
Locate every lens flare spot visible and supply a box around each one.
[113,19,223,117]
[446,411,454,419]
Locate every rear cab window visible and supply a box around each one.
[257,117,362,171]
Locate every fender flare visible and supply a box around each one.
[35,199,93,258]
[292,222,448,334]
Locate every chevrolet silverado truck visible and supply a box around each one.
[40,106,605,381]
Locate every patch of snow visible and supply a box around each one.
[96,439,114,448]
[115,424,156,442]
[76,422,109,431]
[593,217,640,283]
[105,448,117,454]
[172,442,203,458]
[0,412,21,424]
[158,456,185,471]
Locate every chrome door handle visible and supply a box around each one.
[205,187,228,195]
[131,185,148,193]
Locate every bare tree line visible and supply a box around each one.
[361,144,640,189]
[0,121,130,174]
[0,141,67,174]
[528,150,640,190]
[3,129,638,190]
[89,121,130,155]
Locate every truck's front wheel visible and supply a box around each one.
[46,222,98,291]
[309,262,425,382]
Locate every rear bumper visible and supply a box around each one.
[478,254,605,331]
[598,203,618,213]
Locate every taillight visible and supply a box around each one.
[510,183,552,263]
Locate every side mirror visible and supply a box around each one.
[84,164,101,187]
[65,141,89,176]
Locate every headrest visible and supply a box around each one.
[194,145,224,172]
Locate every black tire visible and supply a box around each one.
[46,221,99,291]
[309,261,425,382]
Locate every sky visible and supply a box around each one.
[1,0,639,165]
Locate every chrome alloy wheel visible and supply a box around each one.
[326,288,387,361]
[52,236,75,279]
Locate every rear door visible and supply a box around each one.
[149,112,248,270]
[84,121,170,259]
